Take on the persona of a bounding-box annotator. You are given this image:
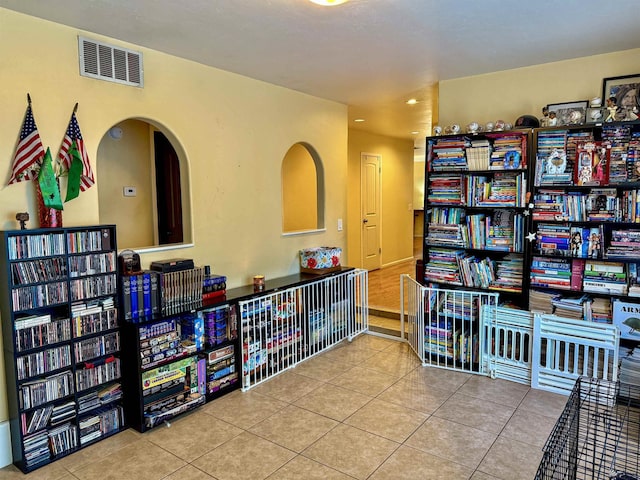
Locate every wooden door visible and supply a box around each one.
[154,132,183,244]
[361,153,381,270]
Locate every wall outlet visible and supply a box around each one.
[123,186,136,197]
[337,218,343,231]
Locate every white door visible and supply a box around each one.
[361,153,381,271]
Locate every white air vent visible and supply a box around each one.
[78,36,143,87]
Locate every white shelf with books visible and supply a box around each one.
[529,123,640,326]
[0,225,124,473]
[422,130,532,307]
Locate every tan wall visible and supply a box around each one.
[97,119,155,248]
[281,144,318,232]
[0,8,348,422]
[438,48,640,130]
[347,130,414,268]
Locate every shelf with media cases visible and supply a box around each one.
[0,225,124,473]
[528,123,640,325]
[120,299,239,432]
[423,131,532,308]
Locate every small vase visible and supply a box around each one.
[35,180,63,228]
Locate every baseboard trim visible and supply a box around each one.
[0,420,12,468]
[381,256,414,268]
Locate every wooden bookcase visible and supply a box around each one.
[421,130,532,308]
[529,122,640,325]
[0,225,124,473]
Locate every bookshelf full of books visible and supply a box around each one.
[423,130,531,306]
[0,226,124,473]
[529,123,640,324]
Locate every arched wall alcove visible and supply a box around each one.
[96,118,193,250]
[281,142,325,234]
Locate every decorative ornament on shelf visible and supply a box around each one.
[466,122,480,134]
[540,106,549,127]
[15,212,29,230]
[485,122,495,132]
[432,125,442,136]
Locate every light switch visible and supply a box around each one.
[337,218,343,231]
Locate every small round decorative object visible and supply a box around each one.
[466,122,479,133]
[494,120,505,131]
[504,122,513,130]
[514,115,540,128]
[590,97,602,107]
[485,122,494,132]
[433,125,442,136]
[450,124,461,134]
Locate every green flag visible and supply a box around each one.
[65,140,83,202]
[38,148,63,210]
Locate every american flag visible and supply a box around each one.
[58,112,94,191]
[8,105,45,185]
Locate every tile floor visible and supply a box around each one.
[0,333,568,480]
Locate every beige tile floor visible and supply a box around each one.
[0,333,568,480]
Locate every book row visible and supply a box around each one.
[533,188,640,223]
[534,224,640,260]
[530,256,639,296]
[427,209,524,253]
[428,134,526,172]
[422,248,522,293]
[122,268,205,322]
[427,172,527,207]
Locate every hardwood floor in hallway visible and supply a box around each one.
[366,237,422,336]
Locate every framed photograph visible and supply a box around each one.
[585,107,605,124]
[547,100,588,126]
[602,74,640,122]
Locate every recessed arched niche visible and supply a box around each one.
[97,118,192,250]
[281,142,325,234]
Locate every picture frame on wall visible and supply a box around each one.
[602,74,640,122]
[547,100,588,126]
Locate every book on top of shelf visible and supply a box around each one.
[574,141,610,186]
[613,299,640,340]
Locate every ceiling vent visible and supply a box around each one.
[78,36,143,87]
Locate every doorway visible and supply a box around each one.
[154,131,183,244]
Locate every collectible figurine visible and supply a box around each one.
[540,106,549,127]
[548,111,558,126]
[570,231,583,257]
[15,212,29,230]
[605,97,618,122]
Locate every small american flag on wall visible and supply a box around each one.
[58,111,95,192]
[8,104,45,185]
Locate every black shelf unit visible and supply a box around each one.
[528,121,640,326]
[421,130,533,308]
[0,225,124,473]
[120,293,240,433]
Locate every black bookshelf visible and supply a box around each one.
[528,122,640,324]
[421,130,533,308]
[0,225,124,473]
